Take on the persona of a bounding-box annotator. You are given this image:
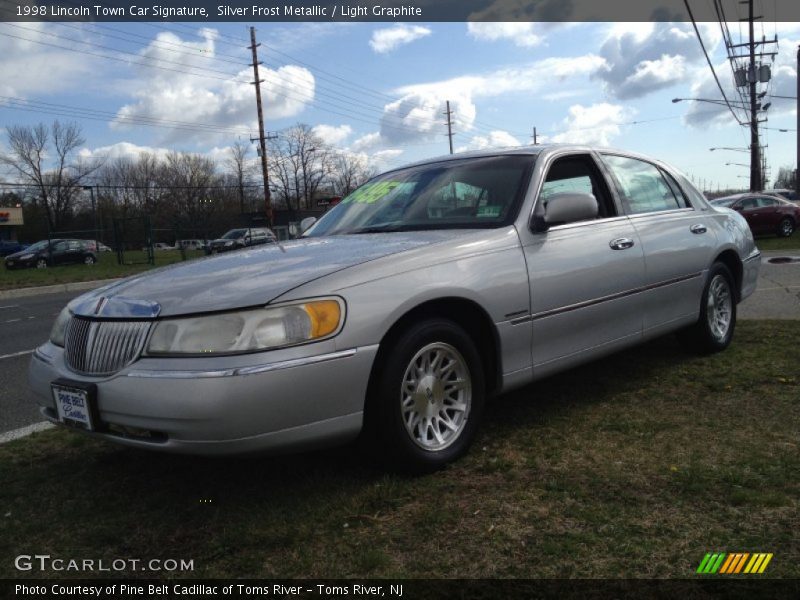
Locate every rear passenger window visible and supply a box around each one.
[660,169,691,208]
[602,155,683,214]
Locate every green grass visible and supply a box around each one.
[0,321,798,579]
[755,235,800,252]
[0,251,205,290]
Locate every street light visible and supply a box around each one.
[725,162,750,168]
[82,185,98,253]
[710,147,750,153]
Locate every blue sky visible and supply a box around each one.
[0,20,797,190]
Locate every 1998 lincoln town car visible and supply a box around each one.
[29,145,761,471]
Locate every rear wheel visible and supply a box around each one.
[84,255,96,265]
[363,318,485,473]
[677,262,736,354]
[35,258,48,269]
[777,217,794,237]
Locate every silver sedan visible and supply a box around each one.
[29,145,760,471]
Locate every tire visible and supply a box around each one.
[84,255,96,265]
[35,258,48,269]
[677,262,736,354]
[363,318,485,473]
[777,217,794,238]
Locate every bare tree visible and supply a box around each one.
[773,165,797,190]
[0,121,104,231]
[226,140,258,214]
[159,152,221,228]
[329,152,375,197]
[268,124,332,212]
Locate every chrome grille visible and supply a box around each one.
[64,318,151,375]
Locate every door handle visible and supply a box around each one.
[609,237,635,250]
[690,224,707,234]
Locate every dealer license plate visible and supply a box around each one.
[52,383,94,430]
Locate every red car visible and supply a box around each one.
[711,193,799,237]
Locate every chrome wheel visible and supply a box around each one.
[36,259,47,269]
[84,256,95,265]
[706,274,732,342]
[400,342,471,452]
[779,218,794,237]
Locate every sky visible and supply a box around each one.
[0,19,798,191]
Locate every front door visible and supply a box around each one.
[519,152,645,376]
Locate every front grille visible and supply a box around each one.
[64,317,152,375]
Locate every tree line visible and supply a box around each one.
[0,121,376,242]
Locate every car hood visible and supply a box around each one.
[5,248,37,260]
[71,231,468,317]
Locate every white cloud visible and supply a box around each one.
[380,55,604,144]
[112,29,315,145]
[312,124,353,146]
[350,132,384,153]
[595,22,721,99]
[550,103,631,146]
[369,24,432,54]
[78,141,171,162]
[467,23,545,47]
[0,23,99,98]
[456,130,522,152]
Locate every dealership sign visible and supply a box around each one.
[0,207,23,226]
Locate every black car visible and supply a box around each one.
[0,240,29,257]
[4,239,97,270]
[205,228,276,254]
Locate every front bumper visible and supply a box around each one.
[28,342,379,455]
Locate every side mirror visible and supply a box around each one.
[300,217,317,233]
[535,192,598,231]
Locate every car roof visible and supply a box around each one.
[384,143,688,176]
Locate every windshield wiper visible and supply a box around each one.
[348,224,410,234]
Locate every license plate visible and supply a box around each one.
[52,382,95,431]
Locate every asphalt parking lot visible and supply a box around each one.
[0,252,797,438]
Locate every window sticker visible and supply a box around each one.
[343,181,410,204]
[476,205,501,217]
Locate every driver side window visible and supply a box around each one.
[539,154,616,220]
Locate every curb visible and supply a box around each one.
[0,278,120,300]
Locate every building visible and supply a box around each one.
[0,206,24,242]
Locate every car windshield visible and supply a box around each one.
[221,229,246,240]
[25,240,50,252]
[304,155,534,237]
[711,198,738,207]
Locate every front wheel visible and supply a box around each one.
[35,258,48,269]
[363,318,485,473]
[777,217,794,238]
[84,255,96,265]
[677,262,736,354]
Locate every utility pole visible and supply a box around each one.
[747,0,761,192]
[444,100,454,155]
[532,127,538,145]
[796,45,799,199]
[249,27,273,227]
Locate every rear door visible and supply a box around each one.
[519,151,646,375]
[599,154,717,334]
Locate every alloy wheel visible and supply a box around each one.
[706,274,732,342]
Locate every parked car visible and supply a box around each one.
[205,228,276,254]
[763,188,799,203]
[0,240,28,257]
[29,146,760,472]
[6,239,97,270]
[177,239,205,251]
[710,193,799,237]
[85,241,112,253]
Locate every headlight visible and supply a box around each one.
[146,298,344,355]
[50,307,72,347]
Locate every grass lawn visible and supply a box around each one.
[755,235,800,253]
[0,321,797,579]
[0,251,205,291]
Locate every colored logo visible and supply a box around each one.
[696,552,773,574]
[0,212,10,222]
